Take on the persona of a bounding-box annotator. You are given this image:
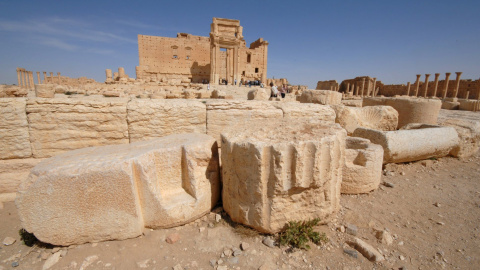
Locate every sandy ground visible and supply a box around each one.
[1,149,479,270]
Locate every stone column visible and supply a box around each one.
[49,72,54,84]
[22,70,27,88]
[366,79,371,96]
[16,68,22,87]
[414,74,421,97]
[36,72,41,84]
[346,83,350,94]
[466,91,470,100]
[355,85,359,96]
[453,72,462,98]
[57,72,61,84]
[406,82,411,96]
[433,73,440,97]
[105,69,113,83]
[442,73,451,99]
[372,78,377,97]
[423,74,430,98]
[43,72,47,84]
[29,71,35,89]
[361,78,365,97]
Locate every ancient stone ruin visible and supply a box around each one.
[0,17,479,268]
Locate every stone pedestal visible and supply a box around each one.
[221,120,346,233]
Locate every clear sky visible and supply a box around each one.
[1,0,479,88]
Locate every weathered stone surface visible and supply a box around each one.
[438,118,480,158]
[341,99,362,107]
[247,88,270,100]
[211,89,226,99]
[34,84,55,98]
[353,125,459,164]
[299,90,342,105]
[331,105,398,135]
[441,101,460,110]
[459,100,480,112]
[0,98,32,159]
[206,100,283,145]
[272,102,336,122]
[363,97,442,128]
[26,98,129,158]
[16,133,220,245]
[342,137,383,194]
[0,85,27,97]
[221,120,346,233]
[127,99,206,142]
[0,158,44,196]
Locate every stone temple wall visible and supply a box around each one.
[0,98,334,199]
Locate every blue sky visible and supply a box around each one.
[1,0,479,88]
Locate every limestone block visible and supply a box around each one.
[299,90,342,105]
[363,97,442,128]
[331,105,398,135]
[342,137,383,194]
[441,101,460,110]
[127,99,207,142]
[0,158,44,195]
[26,98,129,158]
[0,85,27,97]
[206,100,283,145]
[352,125,459,164]
[16,133,220,245]
[34,84,55,98]
[459,100,480,111]
[0,98,32,159]
[247,88,270,100]
[341,99,362,107]
[272,102,336,123]
[439,119,480,158]
[182,89,197,99]
[211,89,226,99]
[221,120,346,233]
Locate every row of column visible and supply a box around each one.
[408,72,466,99]
[16,67,62,88]
[345,77,378,97]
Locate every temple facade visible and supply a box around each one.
[136,18,268,85]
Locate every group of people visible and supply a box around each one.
[270,83,289,98]
[239,79,263,88]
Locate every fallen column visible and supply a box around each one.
[352,125,459,164]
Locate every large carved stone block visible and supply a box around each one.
[0,98,31,159]
[353,125,459,164]
[299,90,342,105]
[247,88,270,100]
[26,98,129,158]
[16,133,220,245]
[221,120,346,233]
[342,137,383,194]
[272,103,336,122]
[363,97,441,128]
[438,118,480,158]
[34,84,55,98]
[331,105,398,135]
[127,99,206,142]
[206,100,283,145]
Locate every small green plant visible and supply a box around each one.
[64,91,77,95]
[19,228,38,247]
[278,218,328,250]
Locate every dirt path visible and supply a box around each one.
[1,153,479,270]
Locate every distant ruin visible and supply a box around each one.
[136,18,268,85]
